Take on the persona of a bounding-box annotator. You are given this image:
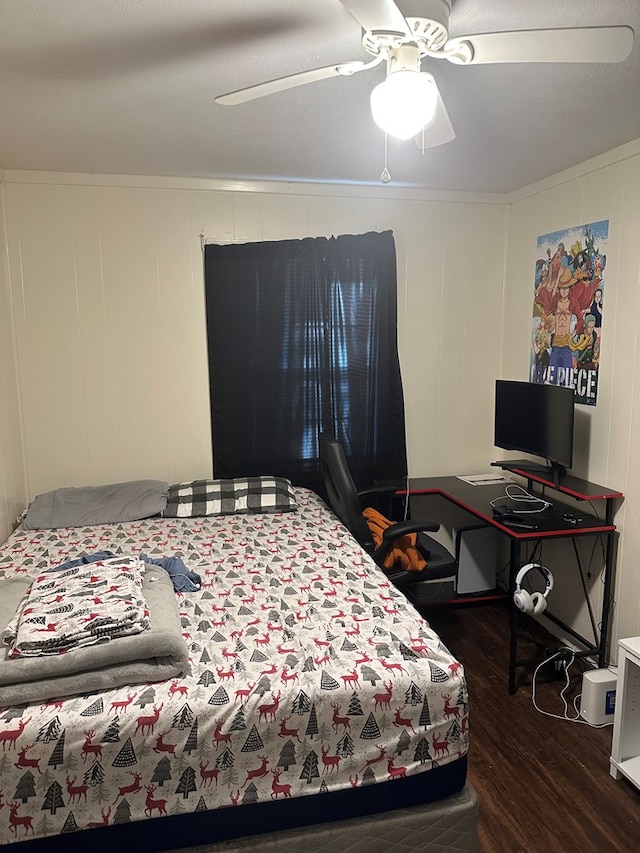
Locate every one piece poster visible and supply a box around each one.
[531,220,608,406]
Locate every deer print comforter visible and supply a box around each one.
[0,487,468,846]
[3,556,150,657]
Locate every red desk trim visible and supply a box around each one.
[401,483,615,539]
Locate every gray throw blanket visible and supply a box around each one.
[0,568,189,706]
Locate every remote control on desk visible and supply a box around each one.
[492,508,539,531]
[502,519,539,531]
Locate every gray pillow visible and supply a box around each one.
[23,480,169,529]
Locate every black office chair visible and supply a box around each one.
[318,433,458,600]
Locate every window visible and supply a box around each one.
[204,231,406,495]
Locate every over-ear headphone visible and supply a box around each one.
[513,563,554,615]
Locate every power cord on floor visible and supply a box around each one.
[531,648,613,727]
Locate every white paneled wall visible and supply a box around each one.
[2,174,507,504]
[402,200,508,476]
[504,141,640,652]
[0,182,26,541]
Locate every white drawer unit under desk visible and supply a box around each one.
[610,636,640,788]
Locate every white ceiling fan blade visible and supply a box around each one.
[339,0,412,38]
[215,61,370,105]
[415,85,455,151]
[447,26,635,65]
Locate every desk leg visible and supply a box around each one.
[508,538,522,695]
[599,522,616,668]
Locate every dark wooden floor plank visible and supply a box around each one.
[425,604,640,853]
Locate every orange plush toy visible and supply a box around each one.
[362,507,427,572]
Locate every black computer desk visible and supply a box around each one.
[401,463,622,694]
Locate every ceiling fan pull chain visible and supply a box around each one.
[380,133,391,184]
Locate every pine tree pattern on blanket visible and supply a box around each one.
[0,487,468,845]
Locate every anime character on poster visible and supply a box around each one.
[531,220,608,406]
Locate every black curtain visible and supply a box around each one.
[204,230,407,495]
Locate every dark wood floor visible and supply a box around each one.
[425,603,639,853]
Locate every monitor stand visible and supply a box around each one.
[491,460,566,489]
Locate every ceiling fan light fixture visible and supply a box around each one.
[370,69,438,140]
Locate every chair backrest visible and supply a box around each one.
[318,433,376,556]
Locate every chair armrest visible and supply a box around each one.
[374,519,442,567]
[381,519,439,539]
[357,484,398,500]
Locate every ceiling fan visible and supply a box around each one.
[215,0,635,148]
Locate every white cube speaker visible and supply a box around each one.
[581,668,617,725]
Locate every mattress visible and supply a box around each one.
[0,487,469,848]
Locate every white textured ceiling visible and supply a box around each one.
[1,0,639,193]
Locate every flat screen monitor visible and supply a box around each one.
[494,380,575,479]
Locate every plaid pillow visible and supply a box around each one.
[162,477,298,518]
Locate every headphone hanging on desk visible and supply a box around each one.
[513,563,554,615]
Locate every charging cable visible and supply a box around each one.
[491,484,551,514]
[531,648,613,727]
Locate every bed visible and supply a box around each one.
[0,480,477,852]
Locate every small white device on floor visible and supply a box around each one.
[581,668,617,725]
